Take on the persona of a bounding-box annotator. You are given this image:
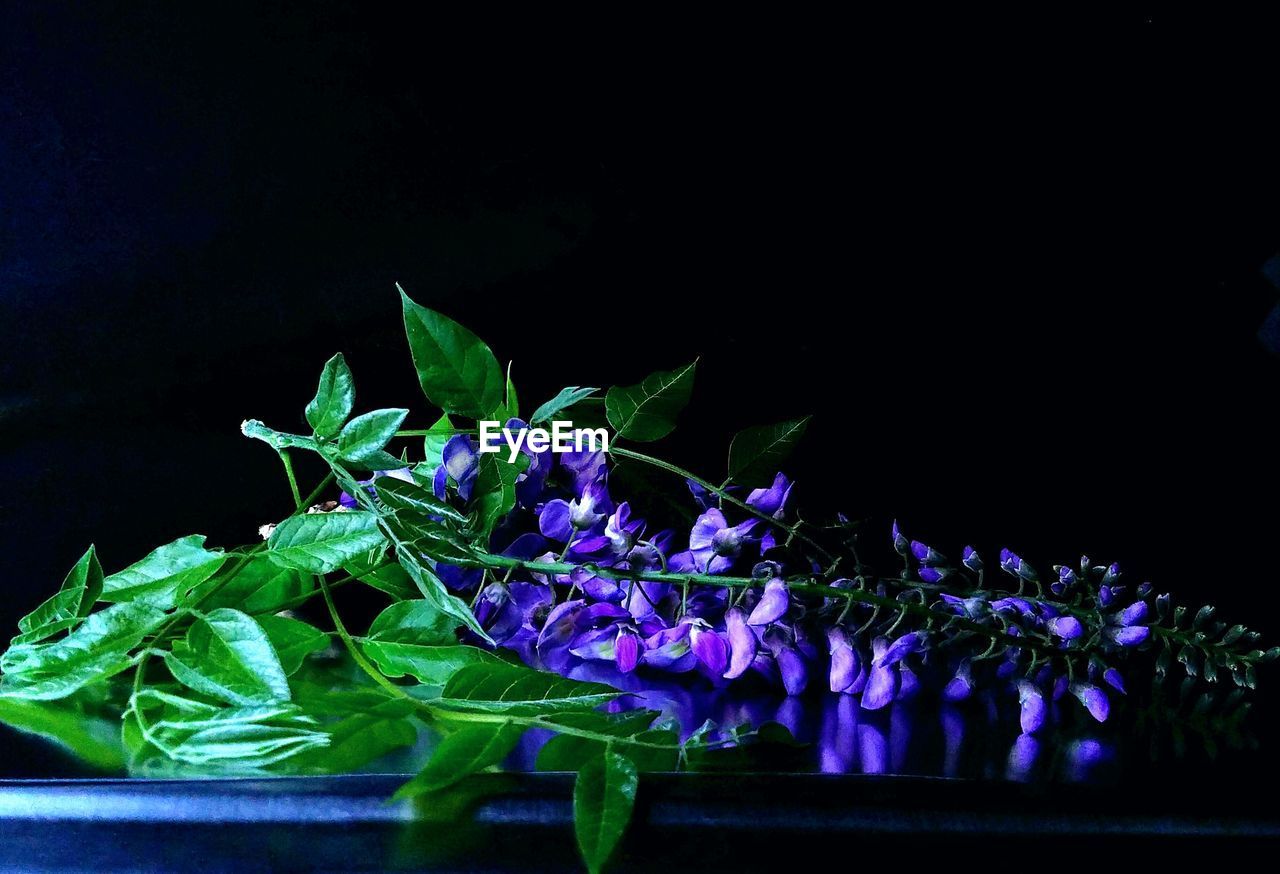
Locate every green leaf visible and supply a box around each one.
[498,361,519,421]
[726,415,811,486]
[361,640,500,686]
[422,413,454,469]
[337,408,409,467]
[258,615,329,675]
[267,512,386,575]
[535,711,672,772]
[399,285,503,418]
[376,476,468,525]
[574,749,638,874]
[293,705,418,774]
[393,721,524,800]
[305,352,355,438]
[0,602,168,700]
[472,452,529,538]
[435,662,620,716]
[165,609,291,706]
[14,546,104,644]
[531,386,600,424]
[0,696,127,771]
[128,690,327,769]
[605,361,696,441]
[367,600,462,646]
[349,560,417,601]
[100,535,225,609]
[398,560,490,643]
[190,554,311,614]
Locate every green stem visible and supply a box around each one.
[279,450,303,509]
[317,573,408,700]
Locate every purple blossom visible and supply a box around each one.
[568,502,645,562]
[747,579,790,626]
[962,546,983,573]
[686,619,729,676]
[875,631,926,668]
[688,509,760,574]
[891,520,909,556]
[435,435,480,500]
[861,638,899,711]
[999,548,1038,582]
[1016,680,1047,734]
[1071,682,1110,722]
[827,628,866,694]
[910,540,945,566]
[746,473,793,519]
[642,622,696,672]
[765,628,809,696]
[723,607,757,679]
[1047,616,1084,641]
[539,479,613,542]
[943,660,973,702]
[1103,600,1150,647]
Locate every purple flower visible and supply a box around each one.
[1016,680,1047,734]
[642,622,696,672]
[918,566,949,583]
[538,479,612,542]
[723,607,757,679]
[1051,565,1077,596]
[827,628,865,694]
[1103,667,1126,694]
[1105,625,1150,646]
[686,619,729,676]
[1047,616,1084,641]
[689,509,760,574]
[891,520,909,556]
[746,473,793,519]
[943,660,973,702]
[1101,562,1120,585]
[861,637,899,711]
[874,631,926,668]
[747,579,790,626]
[764,627,808,696]
[559,445,607,496]
[484,581,553,644]
[999,548,1038,582]
[1071,682,1110,722]
[910,540,946,566]
[1103,600,1150,647]
[435,435,480,500]
[536,599,586,665]
[568,502,645,562]
[962,546,983,573]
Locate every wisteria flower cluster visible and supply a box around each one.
[0,288,1274,873]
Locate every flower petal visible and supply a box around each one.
[723,607,757,679]
[747,579,790,626]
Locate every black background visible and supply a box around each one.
[3,5,1280,652]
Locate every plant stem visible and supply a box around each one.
[317,573,408,700]
[279,450,303,509]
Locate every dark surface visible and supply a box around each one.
[0,774,1277,872]
[3,1,1280,854]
